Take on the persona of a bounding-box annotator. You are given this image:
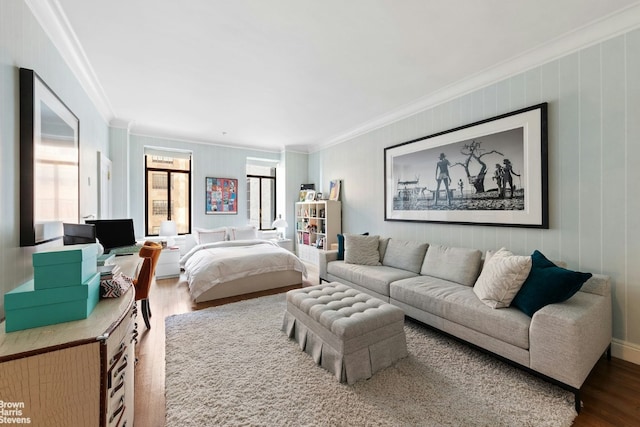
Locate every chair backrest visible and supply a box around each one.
[134,244,162,301]
[142,241,162,273]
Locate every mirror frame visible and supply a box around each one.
[19,68,80,246]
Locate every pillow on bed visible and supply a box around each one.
[195,227,227,244]
[229,225,258,240]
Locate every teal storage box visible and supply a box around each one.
[4,272,101,333]
[33,244,98,289]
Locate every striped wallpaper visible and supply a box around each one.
[310,28,640,360]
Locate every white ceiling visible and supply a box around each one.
[32,0,640,152]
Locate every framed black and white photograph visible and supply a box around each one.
[384,103,548,228]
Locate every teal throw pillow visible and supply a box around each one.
[336,232,368,261]
[511,250,592,317]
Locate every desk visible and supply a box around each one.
[110,252,141,276]
[0,275,137,426]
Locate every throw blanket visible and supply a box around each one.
[182,240,307,300]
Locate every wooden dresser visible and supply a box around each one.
[0,285,136,427]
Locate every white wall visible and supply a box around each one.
[310,29,640,363]
[0,1,109,318]
[109,132,308,239]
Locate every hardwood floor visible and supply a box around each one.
[134,264,640,426]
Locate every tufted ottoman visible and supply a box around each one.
[282,282,407,384]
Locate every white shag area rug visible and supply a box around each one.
[165,294,576,427]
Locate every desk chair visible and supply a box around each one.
[133,242,162,329]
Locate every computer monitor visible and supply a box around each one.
[62,223,96,245]
[85,219,137,252]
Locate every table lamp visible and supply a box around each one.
[272,216,288,240]
[159,220,177,247]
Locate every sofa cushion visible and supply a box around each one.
[337,232,369,261]
[344,234,381,266]
[378,237,391,262]
[382,240,429,274]
[420,245,482,287]
[512,250,592,317]
[473,248,532,308]
[390,275,466,318]
[391,276,531,349]
[327,262,417,297]
[444,287,531,350]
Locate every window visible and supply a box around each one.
[246,162,276,230]
[152,173,168,190]
[145,150,191,236]
[152,200,169,216]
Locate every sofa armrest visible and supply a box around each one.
[580,273,610,297]
[529,284,612,389]
[318,250,339,282]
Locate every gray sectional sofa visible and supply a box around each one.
[318,236,612,411]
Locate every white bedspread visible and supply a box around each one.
[182,240,307,300]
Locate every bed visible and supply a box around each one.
[181,239,307,303]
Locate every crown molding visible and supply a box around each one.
[109,118,134,130]
[25,0,114,123]
[26,0,640,151]
[315,2,640,151]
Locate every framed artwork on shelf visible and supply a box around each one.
[299,190,307,202]
[205,177,237,214]
[305,190,316,201]
[384,103,548,228]
[329,180,341,201]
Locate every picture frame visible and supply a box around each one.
[329,180,341,201]
[299,190,307,202]
[205,177,238,214]
[384,103,548,228]
[305,190,316,201]
[20,68,80,246]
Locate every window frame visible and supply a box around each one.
[144,154,192,236]
[246,172,276,231]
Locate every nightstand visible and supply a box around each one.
[156,247,181,279]
[274,238,294,252]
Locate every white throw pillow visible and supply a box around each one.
[229,225,257,240]
[344,234,381,266]
[473,248,532,308]
[195,227,227,244]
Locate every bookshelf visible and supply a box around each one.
[295,200,341,264]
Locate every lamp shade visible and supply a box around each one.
[272,218,288,229]
[159,220,177,236]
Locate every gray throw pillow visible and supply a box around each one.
[421,244,482,286]
[382,239,429,273]
[344,234,381,266]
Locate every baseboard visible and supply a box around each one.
[611,338,640,365]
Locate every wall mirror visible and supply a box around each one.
[20,68,79,246]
